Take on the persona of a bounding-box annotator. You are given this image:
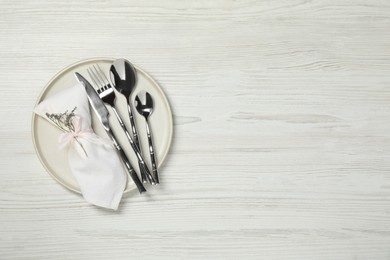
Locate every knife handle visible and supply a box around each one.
[111,107,155,184]
[106,129,146,194]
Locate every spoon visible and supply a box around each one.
[135,91,159,184]
[110,59,154,184]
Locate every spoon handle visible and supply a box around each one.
[111,107,155,184]
[126,103,147,183]
[146,118,159,184]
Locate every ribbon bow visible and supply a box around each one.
[58,116,92,150]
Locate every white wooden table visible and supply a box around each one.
[1,1,390,259]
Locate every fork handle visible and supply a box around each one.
[106,129,146,193]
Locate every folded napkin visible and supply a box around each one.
[34,84,127,210]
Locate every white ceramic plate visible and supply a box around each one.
[32,58,173,194]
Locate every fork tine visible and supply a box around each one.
[87,68,103,89]
[97,64,112,86]
[93,65,107,87]
[92,66,104,88]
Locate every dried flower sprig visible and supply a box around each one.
[46,107,88,156]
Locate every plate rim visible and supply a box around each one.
[31,57,173,194]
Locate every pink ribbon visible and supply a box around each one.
[58,116,93,149]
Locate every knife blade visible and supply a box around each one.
[75,72,110,131]
[75,72,146,193]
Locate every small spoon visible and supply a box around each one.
[110,59,154,184]
[135,91,159,184]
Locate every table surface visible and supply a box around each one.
[1,1,390,259]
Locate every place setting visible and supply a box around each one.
[31,58,173,210]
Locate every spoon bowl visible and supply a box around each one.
[135,91,154,119]
[110,58,137,98]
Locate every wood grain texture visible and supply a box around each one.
[1,0,390,259]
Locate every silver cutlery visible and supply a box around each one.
[109,59,148,184]
[75,72,146,193]
[135,91,159,184]
[86,65,155,185]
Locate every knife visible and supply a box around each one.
[75,72,146,194]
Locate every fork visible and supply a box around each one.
[87,65,155,184]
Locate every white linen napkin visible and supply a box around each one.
[34,84,127,210]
